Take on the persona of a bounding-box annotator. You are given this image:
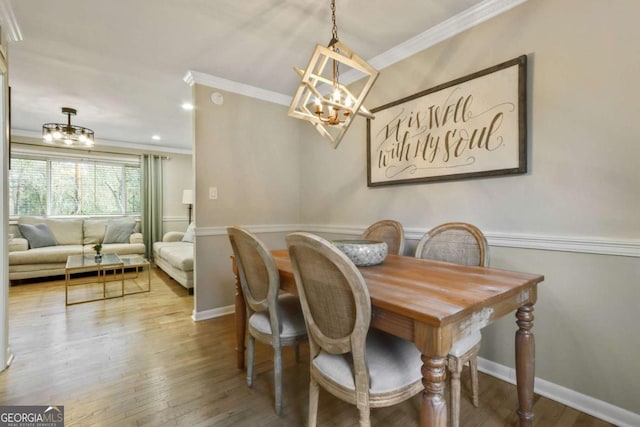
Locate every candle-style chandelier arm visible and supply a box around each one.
[293,68,375,120]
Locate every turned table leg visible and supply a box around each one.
[420,355,447,427]
[516,303,535,426]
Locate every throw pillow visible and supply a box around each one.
[18,223,58,249]
[103,220,136,244]
[182,222,195,242]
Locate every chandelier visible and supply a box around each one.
[42,107,95,146]
[288,0,379,149]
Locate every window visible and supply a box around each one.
[9,154,141,218]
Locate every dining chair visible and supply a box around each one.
[415,222,489,427]
[360,219,405,255]
[227,226,307,415]
[286,232,423,427]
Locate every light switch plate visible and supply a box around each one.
[209,186,218,200]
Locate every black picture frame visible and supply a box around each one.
[367,55,527,187]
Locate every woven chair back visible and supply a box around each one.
[361,219,405,255]
[415,222,489,267]
[286,232,371,355]
[227,226,279,314]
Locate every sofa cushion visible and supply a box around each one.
[83,219,109,244]
[153,241,193,271]
[103,220,136,244]
[18,223,58,249]
[98,243,146,256]
[8,238,29,252]
[19,216,84,245]
[163,246,193,271]
[9,245,85,265]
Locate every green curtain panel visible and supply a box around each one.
[141,154,164,259]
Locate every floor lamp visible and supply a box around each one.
[182,189,194,224]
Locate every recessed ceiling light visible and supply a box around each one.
[152,135,161,141]
[181,103,194,110]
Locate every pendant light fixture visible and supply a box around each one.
[288,0,379,149]
[42,107,95,147]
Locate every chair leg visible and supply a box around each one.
[469,355,480,407]
[247,335,255,387]
[308,377,319,427]
[448,355,462,427]
[274,346,283,415]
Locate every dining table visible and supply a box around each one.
[231,250,544,427]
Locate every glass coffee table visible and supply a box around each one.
[117,255,151,295]
[65,254,151,305]
[65,253,125,305]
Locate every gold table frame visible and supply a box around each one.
[65,253,124,305]
[117,255,151,295]
[65,254,151,305]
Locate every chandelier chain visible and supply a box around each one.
[331,0,338,41]
[330,0,340,86]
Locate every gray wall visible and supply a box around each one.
[193,0,640,417]
[192,85,306,314]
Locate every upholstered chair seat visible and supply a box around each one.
[248,295,307,340]
[312,330,422,396]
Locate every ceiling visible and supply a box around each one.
[5,0,522,153]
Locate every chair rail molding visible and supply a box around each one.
[163,215,189,223]
[195,224,640,258]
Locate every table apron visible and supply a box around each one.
[373,286,537,356]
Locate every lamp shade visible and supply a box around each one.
[182,189,194,205]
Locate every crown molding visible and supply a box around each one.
[11,128,192,155]
[369,0,527,71]
[183,0,528,105]
[340,0,528,84]
[0,0,22,42]
[184,70,292,106]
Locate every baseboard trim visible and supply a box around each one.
[194,224,640,258]
[478,357,640,427]
[192,305,234,322]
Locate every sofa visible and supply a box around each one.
[9,216,145,281]
[153,226,193,291]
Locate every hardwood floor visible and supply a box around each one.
[1,267,614,426]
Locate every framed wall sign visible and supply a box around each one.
[367,55,527,186]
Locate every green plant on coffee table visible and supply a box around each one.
[93,243,102,254]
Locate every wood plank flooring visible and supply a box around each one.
[1,267,614,426]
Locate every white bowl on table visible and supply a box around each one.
[333,239,388,266]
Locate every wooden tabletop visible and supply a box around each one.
[271,250,544,328]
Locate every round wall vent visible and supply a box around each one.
[210,92,224,105]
